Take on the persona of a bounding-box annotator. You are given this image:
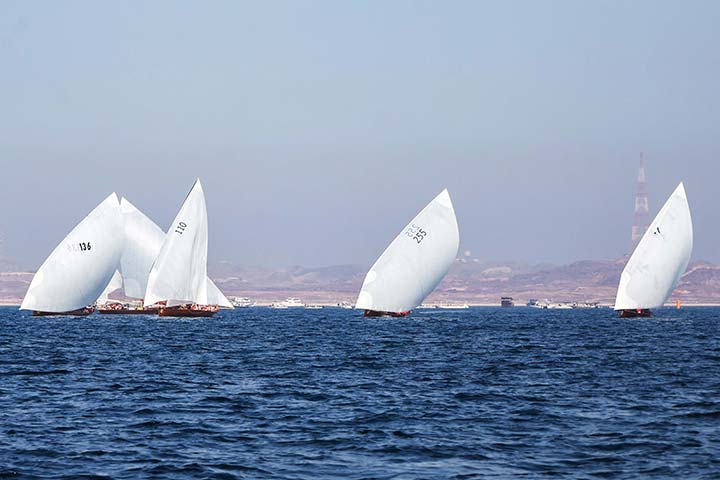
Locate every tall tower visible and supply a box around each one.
[631,153,650,250]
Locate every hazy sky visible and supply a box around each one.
[1,1,719,268]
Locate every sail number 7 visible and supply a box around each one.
[175,221,188,234]
[405,224,428,244]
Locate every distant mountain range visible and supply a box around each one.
[3,258,720,305]
[207,258,720,305]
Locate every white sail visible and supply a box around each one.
[97,270,123,305]
[356,189,460,313]
[207,278,233,309]
[122,196,232,307]
[144,179,209,306]
[119,197,165,299]
[20,193,124,312]
[615,182,693,311]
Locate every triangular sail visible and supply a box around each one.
[119,198,165,299]
[144,179,209,306]
[20,193,124,312]
[97,270,123,305]
[166,279,231,308]
[355,189,460,313]
[207,278,233,308]
[615,182,693,311]
[122,196,232,307]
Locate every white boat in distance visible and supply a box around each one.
[547,303,573,310]
[527,300,571,309]
[419,303,468,309]
[271,297,305,308]
[615,182,693,317]
[572,302,599,309]
[230,297,255,308]
[437,303,469,309]
[21,193,124,316]
[356,189,460,317]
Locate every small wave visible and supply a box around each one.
[675,410,720,419]
[14,448,63,458]
[132,408,158,415]
[127,420,186,429]
[1,369,70,376]
[208,463,274,475]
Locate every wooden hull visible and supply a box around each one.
[97,307,158,315]
[363,309,411,318]
[32,307,95,317]
[618,309,652,318]
[158,305,218,318]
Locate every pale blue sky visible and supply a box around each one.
[1,1,719,267]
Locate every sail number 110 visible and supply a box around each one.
[175,221,188,234]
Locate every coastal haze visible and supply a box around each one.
[1,1,720,300]
[3,3,720,479]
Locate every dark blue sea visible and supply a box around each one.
[1,306,719,479]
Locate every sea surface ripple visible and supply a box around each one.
[1,306,719,479]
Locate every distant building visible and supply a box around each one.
[501,296,514,307]
[457,249,474,264]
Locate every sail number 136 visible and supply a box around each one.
[67,242,91,252]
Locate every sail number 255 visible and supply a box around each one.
[405,224,427,244]
[174,221,188,235]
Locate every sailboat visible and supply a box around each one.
[206,277,234,309]
[97,197,166,314]
[355,189,459,317]
[97,196,233,314]
[615,182,693,317]
[143,179,224,317]
[20,193,124,316]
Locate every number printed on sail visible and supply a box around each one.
[67,242,92,252]
[405,224,428,244]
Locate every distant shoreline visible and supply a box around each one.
[4,303,720,308]
[5,259,720,308]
